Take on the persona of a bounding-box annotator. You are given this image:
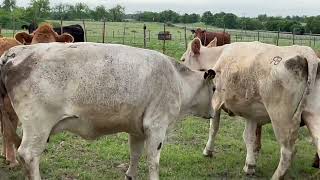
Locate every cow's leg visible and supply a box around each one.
[125,135,145,180]
[17,109,56,180]
[243,119,258,175]
[1,106,19,167]
[254,125,262,160]
[203,109,220,157]
[302,111,320,168]
[143,114,169,180]
[269,113,299,180]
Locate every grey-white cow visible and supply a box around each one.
[0,42,216,180]
[181,39,320,179]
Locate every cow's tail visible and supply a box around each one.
[290,55,318,125]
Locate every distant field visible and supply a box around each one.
[1,21,320,179]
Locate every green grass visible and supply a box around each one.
[1,21,320,179]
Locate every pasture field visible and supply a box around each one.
[1,21,320,179]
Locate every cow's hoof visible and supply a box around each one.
[125,174,134,180]
[243,163,256,175]
[8,160,19,169]
[203,148,214,157]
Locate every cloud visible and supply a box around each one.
[15,0,320,17]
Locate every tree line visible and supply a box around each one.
[1,0,320,34]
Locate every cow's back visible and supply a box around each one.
[1,42,182,136]
[213,42,314,121]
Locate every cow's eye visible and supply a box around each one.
[199,68,207,72]
[181,58,185,62]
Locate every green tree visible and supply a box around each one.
[92,5,107,21]
[223,13,238,29]
[201,11,214,25]
[159,10,180,23]
[30,0,50,19]
[108,5,125,22]
[2,0,16,11]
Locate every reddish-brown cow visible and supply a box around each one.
[191,28,231,46]
[0,23,74,167]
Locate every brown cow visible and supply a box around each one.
[0,23,74,167]
[191,28,230,46]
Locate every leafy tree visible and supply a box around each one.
[159,10,180,23]
[223,13,238,29]
[92,5,108,21]
[2,0,16,11]
[30,0,50,19]
[109,5,125,22]
[201,11,214,25]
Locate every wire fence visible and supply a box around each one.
[1,19,320,58]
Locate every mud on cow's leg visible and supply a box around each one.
[303,111,320,169]
[125,135,145,180]
[203,109,220,157]
[143,114,169,180]
[270,114,300,180]
[243,120,258,175]
[254,125,262,160]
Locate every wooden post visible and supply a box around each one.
[163,23,166,54]
[276,29,280,46]
[82,19,87,42]
[123,25,126,44]
[309,31,312,47]
[113,30,114,39]
[292,29,295,45]
[102,19,106,43]
[143,24,146,48]
[184,26,187,50]
[12,17,16,38]
[257,31,260,42]
[60,17,63,34]
[314,36,316,47]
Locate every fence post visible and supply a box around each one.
[102,19,106,43]
[163,23,166,54]
[82,19,87,42]
[292,29,295,45]
[276,29,280,46]
[148,30,151,42]
[60,17,63,34]
[12,17,16,38]
[314,36,316,47]
[123,25,126,44]
[184,26,187,50]
[309,31,312,47]
[113,30,114,39]
[143,24,146,48]
[0,24,2,35]
[257,31,260,42]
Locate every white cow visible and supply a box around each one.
[0,42,216,180]
[181,38,320,179]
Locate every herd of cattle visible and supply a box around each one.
[0,22,319,180]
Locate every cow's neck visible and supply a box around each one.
[178,72,207,116]
[200,46,225,68]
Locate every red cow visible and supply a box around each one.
[191,28,230,46]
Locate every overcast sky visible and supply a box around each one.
[13,0,320,17]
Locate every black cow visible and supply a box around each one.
[21,23,85,42]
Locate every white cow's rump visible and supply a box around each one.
[181,39,319,179]
[0,42,216,180]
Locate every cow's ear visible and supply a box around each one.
[204,69,216,80]
[206,37,217,48]
[15,32,33,45]
[202,30,206,33]
[56,33,74,43]
[191,30,195,34]
[191,38,201,55]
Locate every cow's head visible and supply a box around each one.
[180,37,217,70]
[15,24,74,45]
[191,28,206,38]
